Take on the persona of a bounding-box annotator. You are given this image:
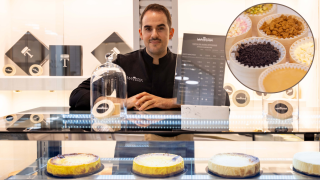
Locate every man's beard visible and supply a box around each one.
[148,38,165,55]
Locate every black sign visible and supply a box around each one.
[235,93,247,104]
[33,115,40,122]
[174,33,226,106]
[32,67,39,73]
[274,103,288,114]
[49,45,82,76]
[224,85,233,95]
[6,115,13,121]
[5,67,13,73]
[97,103,109,114]
[91,32,132,64]
[5,31,49,75]
[275,126,288,133]
[286,88,293,96]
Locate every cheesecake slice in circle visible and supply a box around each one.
[47,153,101,177]
[132,153,184,177]
[208,153,260,178]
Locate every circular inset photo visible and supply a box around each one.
[225,3,315,93]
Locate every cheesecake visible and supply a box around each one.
[47,153,101,177]
[208,153,260,178]
[293,152,320,176]
[132,153,184,177]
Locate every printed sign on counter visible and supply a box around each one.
[174,33,226,106]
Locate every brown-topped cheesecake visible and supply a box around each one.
[208,153,260,178]
[132,153,184,177]
[47,153,101,177]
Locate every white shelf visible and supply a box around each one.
[0,76,89,90]
[1,76,89,79]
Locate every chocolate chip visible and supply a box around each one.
[234,42,280,68]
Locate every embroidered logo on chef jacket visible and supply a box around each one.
[127,76,143,82]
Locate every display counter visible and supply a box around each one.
[1,107,320,138]
[2,107,320,179]
[1,0,320,179]
[7,153,319,179]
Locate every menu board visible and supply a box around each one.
[174,33,226,106]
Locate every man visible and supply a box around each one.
[69,4,230,175]
[70,3,229,111]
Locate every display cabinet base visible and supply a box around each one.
[44,164,104,179]
[131,167,187,178]
[293,166,320,178]
[206,166,262,179]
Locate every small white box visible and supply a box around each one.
[181,105,229,131]
[181,105,229,120]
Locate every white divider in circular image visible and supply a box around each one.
[229,37,286,91]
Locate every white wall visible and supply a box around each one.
[0,141,37,180]
[63,0,134,75]
[0,0,134,114]
[0,0,11,78]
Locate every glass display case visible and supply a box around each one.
[1,0,320,179]
[1,107,320,179]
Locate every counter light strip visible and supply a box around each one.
[62,119,298,124]
[60,114,271,119]
[96,175,135,179]
[95,175,296,179]
[100,158,292,161]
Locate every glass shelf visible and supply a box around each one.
[1,107,320,136]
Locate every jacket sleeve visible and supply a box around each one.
[69,78,91,110]
[69,55,121,110]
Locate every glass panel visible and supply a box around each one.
[4,141,320,179]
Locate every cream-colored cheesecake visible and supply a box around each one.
[47,153,101,177]
[208,153,260,178]
[293,152,320,176]
[132,153,184,177]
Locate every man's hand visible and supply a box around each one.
[134,92,180,111]
[127,94,143,110]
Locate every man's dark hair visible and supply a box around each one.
[140,3,172,29]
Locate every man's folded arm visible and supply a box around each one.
[69,57,121,110]
[69,78,91,110]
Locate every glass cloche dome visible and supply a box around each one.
[90,47,127,125]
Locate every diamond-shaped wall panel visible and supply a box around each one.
[5,31,49,75]
[91,32,132,64]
